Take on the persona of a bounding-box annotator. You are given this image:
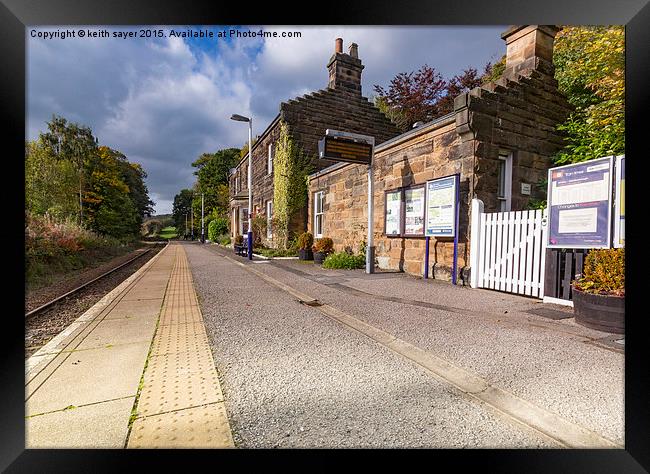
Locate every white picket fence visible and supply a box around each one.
[469,199,548,298]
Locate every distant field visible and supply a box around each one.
[159,226,178,239]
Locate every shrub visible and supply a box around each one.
[251,215,267,245]
[25,212,129,288]
[323,252,366,269]
[25,212,115,257]
[253,247,297,258]
[312,237,334,254]
[297,232,313,250]
[208,218,229,242]
[574,248,624,296]
[287,236,299,252]
[217,235,231,246]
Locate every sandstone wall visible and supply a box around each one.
[308,66,572,283]
[229,86,401,246]
[309,119,473,281]
[457,67,573,212]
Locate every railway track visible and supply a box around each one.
[25,243,164,358]
[26,246,157,318]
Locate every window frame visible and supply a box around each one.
[240,207,249,235]
[267,142,273,175]
[313,191,325,238]
[497,150,513,212]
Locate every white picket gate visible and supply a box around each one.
[469,199,548,298]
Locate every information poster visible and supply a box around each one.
[404,187,425,235]
[547,156,613,248]
[385,190,402,236]
[614,155,625,248]
[425,175,457,237]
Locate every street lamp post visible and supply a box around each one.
[191,199,194,241]
[201,193,205,243]
[231,113,253,260]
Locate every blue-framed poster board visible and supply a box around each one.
[546,156,613,249]
[613,155,625,248]
[424,175,458,237]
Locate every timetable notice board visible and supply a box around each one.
[547,156,613,249]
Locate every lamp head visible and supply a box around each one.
[230,114,250,122]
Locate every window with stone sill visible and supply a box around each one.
[497,150,513,212]
[314,191,324,238]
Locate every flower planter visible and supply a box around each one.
[572,286,625,334]
[313,251,328,264]
[298,249,313,261]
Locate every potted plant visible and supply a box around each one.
[312,237,334,264]
[572,248,625,334]
[297,232,314,260]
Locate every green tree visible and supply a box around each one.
[84,146,138,238]
[208,217,229,241]
[25,139,79,219]
[480,55,506,85]
[40,115,99,226]
[28,116,153,240]
[553,26,625,164]
[172,189,194,235]
[118,160,155,232]
[191,147,240,220]
[272,121,312,249]
[373,96,410,133]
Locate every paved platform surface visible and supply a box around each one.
[25,242,233,449]
[188,243,624,448]
[127,244,233,448]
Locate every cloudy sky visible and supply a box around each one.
[27,25,506,214]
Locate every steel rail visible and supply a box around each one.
[25,245,159,318]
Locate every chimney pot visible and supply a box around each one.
[327,38,364,94]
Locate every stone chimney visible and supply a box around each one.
[327,38,364,94]
[501,25,560,77]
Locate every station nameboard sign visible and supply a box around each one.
[318,130,374,165]
[546,156,613,249]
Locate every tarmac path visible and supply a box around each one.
[186,242,624,448]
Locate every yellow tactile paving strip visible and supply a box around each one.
[127,243,234,448]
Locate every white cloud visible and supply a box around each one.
[28,25,506,214]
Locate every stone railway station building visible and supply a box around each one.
[229,38,401,241]
[230,25,572,283]
[308,25,572,282]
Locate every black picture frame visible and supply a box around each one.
[3,0,649,471]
